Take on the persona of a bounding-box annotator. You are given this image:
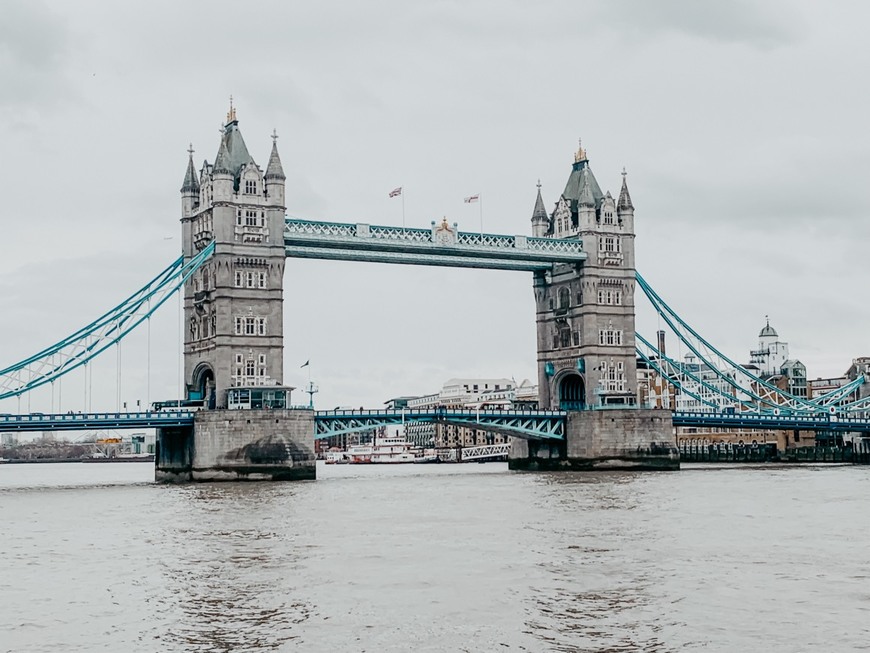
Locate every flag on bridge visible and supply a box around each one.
[464,194,480,203]
[300,360,309,368]
[389,187,402,198]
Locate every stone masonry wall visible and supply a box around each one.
[187,409,316,481]
[509,409,679,471]
[565,408,677,468]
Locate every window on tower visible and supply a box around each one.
[598,329,623,346]
[245,179,257,195]
[600,237,621,253]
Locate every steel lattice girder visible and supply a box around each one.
[460,444,511,460]
[314,409,566,440]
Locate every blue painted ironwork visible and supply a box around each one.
[637,332,745,412]
[315,408,566,440]
[0,411,195,432]
[635,272,868,415]
[673,410,870,433]
[284,218,585,271]
[0,243,215,401]
[2,406,866,437]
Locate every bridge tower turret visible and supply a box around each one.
[180,145,200,220]
[533,141,638,410]
[531,180,549,237]
[179,103,287,409]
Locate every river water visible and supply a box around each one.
[1,462,868,652]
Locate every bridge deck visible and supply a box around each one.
[0,411,195,432]
[3,409,868,436]
[673,411,870,433]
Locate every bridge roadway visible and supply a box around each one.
[2,409,869,436]
[0,411,195,432]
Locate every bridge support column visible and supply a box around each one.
[508,409,679,471]
[155,408,316,482]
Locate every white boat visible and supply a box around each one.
[324,451,349,464]
[345,436,416,464]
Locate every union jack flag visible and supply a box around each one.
[464,194,479,203]
[389,187,402,198]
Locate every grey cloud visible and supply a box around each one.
[2,0,869,409]
[0,1,72,112]
[595,0,805,49]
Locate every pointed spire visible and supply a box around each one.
[181,143,200,193]
[618,167,634,211]
[265,129,286,181]
[574,138,587,163]
[226,94,237,125]
[578,170,595,208]
[213,136,232,175]
[532,179,547,221]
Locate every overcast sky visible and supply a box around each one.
[1,0,868,413]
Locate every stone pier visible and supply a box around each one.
[155,409,316,482]
[508,408,679,471]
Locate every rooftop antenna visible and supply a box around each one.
[305,381,319,408]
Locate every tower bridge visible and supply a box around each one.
[2,107,869,480]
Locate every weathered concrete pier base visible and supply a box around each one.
[509,408,679,471]
[155,409,316,482]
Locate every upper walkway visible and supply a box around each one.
[283,218,586,271]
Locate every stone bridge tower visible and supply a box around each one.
[533,142,637,411]
[513,141,678,471]
[180,104,287,408]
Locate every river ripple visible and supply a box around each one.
[1,462,869,652]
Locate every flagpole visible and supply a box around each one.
[402,187,406,232]
[479,192,483,235]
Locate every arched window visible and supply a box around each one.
[558,287,570,310]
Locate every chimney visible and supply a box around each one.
[657,330,666,358]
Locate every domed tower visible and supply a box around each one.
[751,317,789,376]
[180,102,287,408]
